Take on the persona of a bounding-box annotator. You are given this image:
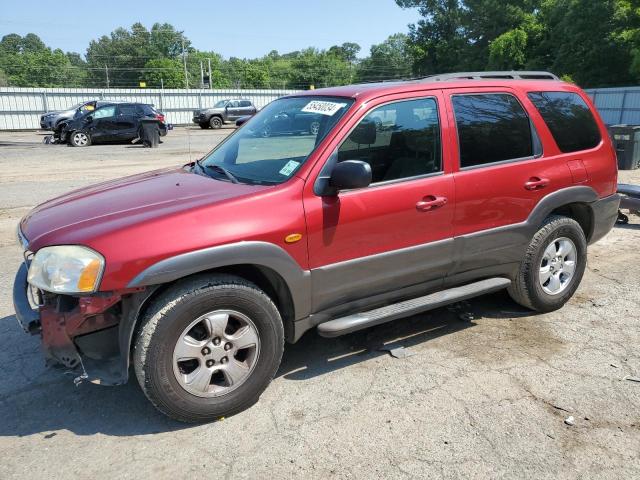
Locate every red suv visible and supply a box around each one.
[13,71,619,422]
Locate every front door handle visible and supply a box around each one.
[416,195,447,212]
[524,177,550,191]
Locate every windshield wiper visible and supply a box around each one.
[196,160,239,184]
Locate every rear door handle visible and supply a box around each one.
[524,177,550,191]
[416,195,447,212]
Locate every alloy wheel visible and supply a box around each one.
[539,237,577,295]
[172,310,260,397]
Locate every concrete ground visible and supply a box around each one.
[0,128,639,479]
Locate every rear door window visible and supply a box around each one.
[452,93,533,168]
[117,104,138,116]
[527,91,601,153]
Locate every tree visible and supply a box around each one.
[85,23,191,87]
[396,0,469,74]
[357,34,412,82]
[328,42,361,63]
[0,33,83,87]
[143,58,184,88]
[289,48,352,88]
[488,28,528,69]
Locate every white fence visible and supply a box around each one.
[0,87,302,130]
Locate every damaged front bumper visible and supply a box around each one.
[12,262,149,385]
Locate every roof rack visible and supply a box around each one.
[420,71,560,82]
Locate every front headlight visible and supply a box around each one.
[27,245,105,294]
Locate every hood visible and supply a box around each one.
[21,166,270,250]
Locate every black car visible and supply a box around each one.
[61,103,168,147]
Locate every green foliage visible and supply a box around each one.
[488,28,528,69]
[0,33,83,87]
[3,7,640,90]
[357,34,412,82]
[397,0,640,87]
[143,58,184,88]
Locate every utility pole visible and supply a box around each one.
[200,60,204,88]
[181,39,189,89]
[105,65,109,89]
[208,58,212,90]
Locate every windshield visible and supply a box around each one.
[200,96,353,185]
[214,100,229,108]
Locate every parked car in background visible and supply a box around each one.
[249,109,322,137]
[60,102,167,147]
[14,71,619,422]
[40,100,112,131]
[193,99,257,129]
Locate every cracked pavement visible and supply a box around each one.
[0,129,639,479]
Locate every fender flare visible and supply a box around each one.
[102,241,312,386]
[525,185,598,235]
[127,241,311,319]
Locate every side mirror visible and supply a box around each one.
[236,116,251,127]
[329,160,372,191]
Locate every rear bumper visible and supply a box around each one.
[589,193,621,244]
[12,263,41,334]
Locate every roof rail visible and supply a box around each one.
[420,71,560,82]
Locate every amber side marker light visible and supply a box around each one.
[77,258,102,292]
[285,233,303,244]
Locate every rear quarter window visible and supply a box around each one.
[527,92,601,153]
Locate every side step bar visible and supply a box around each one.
[317,277,512,338]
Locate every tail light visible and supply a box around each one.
[155,113,165,123]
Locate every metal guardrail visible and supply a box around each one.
[0,87,301,130]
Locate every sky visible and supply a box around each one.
[0,0,419,59]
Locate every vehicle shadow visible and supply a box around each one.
[276,290,528,382]
[0,291,528,437]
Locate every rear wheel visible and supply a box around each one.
[209,116,223,129]
[508,215,587,312]
[69,131,91,147]
[133,274,284,423]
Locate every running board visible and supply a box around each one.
[317,277,512,338]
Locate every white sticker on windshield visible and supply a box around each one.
[301,100,347,116]
[279,160,300,177]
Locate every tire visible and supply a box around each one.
[309,121,320,135]
[133,274,284,423]
[69,130,91,147]
[199,123,209,129]
[508,215,587,312]
[209,116,223,129]
[261,124,272,138]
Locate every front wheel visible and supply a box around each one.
[508,215,587,312]
[133,274,284,423]
[209,116,223,129]
[69,130,91,147]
